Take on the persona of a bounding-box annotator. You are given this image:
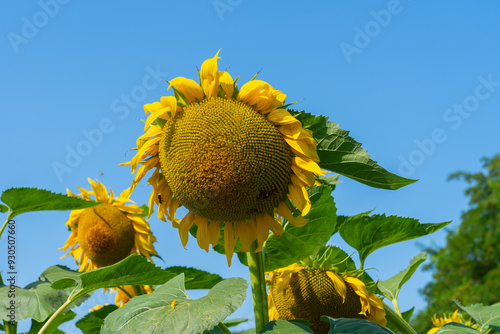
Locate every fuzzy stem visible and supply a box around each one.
[217,322,232,334]
[133,285,143,297]
[247,242,269,333]
[383,301,417,334]
[4,321,17,334]
[0,212,14,240]
[38,298,72,334]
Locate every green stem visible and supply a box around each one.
[217,322,232,334]
[247,242,269,333]
[133,285,143,297]
[383,301,417,334]
[38,298,72,334]
[0,212,13,240]
[4,321,17,334]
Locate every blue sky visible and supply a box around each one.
[1,1,500,332]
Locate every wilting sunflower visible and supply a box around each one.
[59,179,158,271]
[427,310,479,334]
[267,263,386,334]
[122,51,324,265]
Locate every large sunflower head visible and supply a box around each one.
[59,179,158,271]
[266,263,387,334]
[122,50,324,265]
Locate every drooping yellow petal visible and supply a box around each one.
[367,294,387,326]
[267,109,299,125]
[195,216,210,252]
[277,201,309,227]
[291,165,316,187]
[131,157,159,188]
[178,212,196,248]
[262,213,284,236]
[285,136,320,162]
[287,180,311,216]
[344,277,370,315]
[200,50,221,98]
[254,216,269,252]
[168,77,204,103]
[144,107,169,132]
[292,156,325,176]
[325,271,347,303]
[235,221,255,252]
[224,222,236,266]
[218,71,234,99]
[208,221,220,247]
[278,122,302,139]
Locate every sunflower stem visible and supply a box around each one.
[38,298,72,334]
[383,301,417,334]
[247,242,269,333]
[133,285,143,297]
[4,321,17,334]
[217,322,232,334]
[0,211,14,240]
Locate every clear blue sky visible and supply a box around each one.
[2,1,500,332]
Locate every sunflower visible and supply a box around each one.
[111,285,154,307]
[266,263,386,334]
[121,51,324,265]
[59,179,158,271]
[427,310,479,334]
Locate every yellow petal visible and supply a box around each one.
[278,123,302,139]
[218,71,234,99]
[235,221,255,252]
[168,77,203,103]
[200,50,221,98]
[277,201,308,227]
[178,212,196,248]
[344,277,371,315]
[208,221,221,247]
[254,216,269,252]
[224,222,236,266]
[285,136,320,162]
[292,156,325,176]
[291,165,316,187]
[266,109,299,125]
[237,80,286,112]
[132,157,159,188]
[326,271,347,303]
[287,178,311,216]
[195,216,210,252]
[262,213,283,236]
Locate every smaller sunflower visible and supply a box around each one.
[267,263,386,334]
[427,310,479,334]
[59,179,158,271]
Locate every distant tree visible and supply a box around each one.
[414,155,500,333]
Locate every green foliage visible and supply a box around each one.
[27,311,76,334]
[339,214,449,266]
[102,274,247,334]
[165,266,223,290]
[321,316,395,334]
[0,203,8,213]
[75,305,118,334]
[0,187,99,218]
[0,266,89,323]
[260,320,314,333]
[416,155,500,332]
[435,323,482,333]
[378,252,427,303]
[455,302,500,333]
[264,185,338,271]
[290,110,416,190]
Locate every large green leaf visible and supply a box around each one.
[51,255,178,300]
[338,214,450,266]
[76,305,118,334]
[455,302,500,333]
[378,252,427,302]
[260,320,313,333]
[0,187,99,218]
[264,185,338,271]
[101,274,247,334]
[435,323,482,333]
[165,266,223,290]
[0,266,89,322]
[321,317,394,334]
[27,310,76,334]
[291,110,416,190]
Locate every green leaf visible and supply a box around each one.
[0,203,8,213]
[454,302,500,332]
[260,320,314,333]
[0,187,99,218]
[321,317,395,334]
[101,274,247,334]
[338,214,450,265]
[28,310,76,334]
[310,245,357,273]
[435,323,482,333]
[316,174,342,190]
[386,307,414,334]
[378,252,427,302]
[76,305,118,334]
[223,318,249,328]
[165,266,223,290]
[52,255,179,300]
[291,110,416,190]
[0,266,89,322]
[264,185,338,271]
